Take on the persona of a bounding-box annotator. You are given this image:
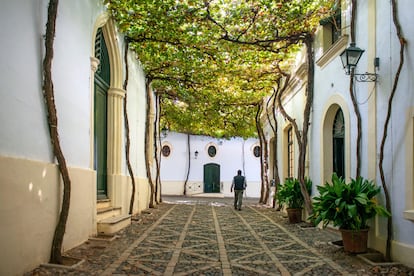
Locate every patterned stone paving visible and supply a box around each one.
[101,203,348,275]
[27,197,414,276]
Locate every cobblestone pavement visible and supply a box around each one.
[28,196,414,276]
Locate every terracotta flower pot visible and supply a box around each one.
[340,228,369,253]
[286,208,302,224]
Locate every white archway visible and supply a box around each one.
[320,95,351,184]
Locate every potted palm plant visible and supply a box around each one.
[310,173,391,253]
[276,178,312,223]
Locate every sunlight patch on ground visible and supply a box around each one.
[162,199,229,207]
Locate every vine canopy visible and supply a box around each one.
[106,0,335,138]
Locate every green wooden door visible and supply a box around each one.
[94,28,110,199]
[333,109,345,179]
[204,163,220,193]
[94,80,108,199]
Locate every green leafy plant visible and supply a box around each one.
[276,178,312,209]
[310,173,391,230]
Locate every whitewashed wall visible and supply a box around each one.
[262,0,414,268]
[373,0,414,266]
[160,132,262,198]
[311,0,414,267]
[0,1,150,275]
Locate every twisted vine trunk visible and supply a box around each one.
[379,0,405,261]
[268,86,281,208]
[349,0,362,178]
[145,80,155,208]
[349,69,362,178]
[43,0,71,264]
[122,39,136,215]
[261,121,270,204]
[271,86,281,187]
[256,103,268,203]
[298,35,314,214]
[276,35,314,214]
[183,133,191,196]
[154,93,162,203]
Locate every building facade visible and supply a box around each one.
[160,132,262,198]
[0,1,154,274]
[263,0,414,267]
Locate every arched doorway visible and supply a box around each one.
[91,17,125,202]
[321,99,350,183]
[94,27,110,199]
[333,109,345,179]
[204,163,220,193]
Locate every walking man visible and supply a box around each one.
[231,170,246,210]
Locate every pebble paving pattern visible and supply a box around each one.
[27,197,414,276]
[101,202,347,276]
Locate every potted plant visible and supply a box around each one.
[276,178,312,223]
[310,173,391,253]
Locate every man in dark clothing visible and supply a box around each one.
[230,170,246,210]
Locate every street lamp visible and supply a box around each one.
[340,42,379,82]
[161,126,168,138]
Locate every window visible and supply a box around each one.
[287,127,294,178]
[333,109,345,179]
[161,145,171,157]
[253,145,261,158]
[320,7,341,49]
[331,11,341,45]
[316,3,348,68]
[208,145,217,157]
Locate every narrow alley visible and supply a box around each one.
[28,197,413,276]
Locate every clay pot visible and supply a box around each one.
[340,228,369,253]
[286,208,302,224]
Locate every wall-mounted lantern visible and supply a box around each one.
[340,42,379,82]
[194,150,199,159]
[161,126,168,138]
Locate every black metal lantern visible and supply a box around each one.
[161,126,168,138]
[340,42,365,75]
[339,43,378,82]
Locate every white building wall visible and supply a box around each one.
[374,0,414,261]
[160,132,262,198]
[125,55,148,178]
[1,0,54,161]
[262,0,414,268]
[0,1,150,275]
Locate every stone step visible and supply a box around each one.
[97,206,122,221]
[97,199,111,209]
[97,214,131,235]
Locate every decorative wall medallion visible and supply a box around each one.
[208,145,217,157]
[253,145,261,157]
[162,145,171,157]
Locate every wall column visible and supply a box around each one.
[107,87,125,175]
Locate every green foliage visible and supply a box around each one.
[106,0,335,138]
[310,174,391,230]
[276,177,312,209]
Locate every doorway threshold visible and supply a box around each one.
[190,193,224,198]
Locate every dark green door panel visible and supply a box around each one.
[204,163,220,193]
[94,80,108,199]
[94,27,110,200]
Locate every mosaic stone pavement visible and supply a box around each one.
[101,202,349,276]
[27,197,414,275]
